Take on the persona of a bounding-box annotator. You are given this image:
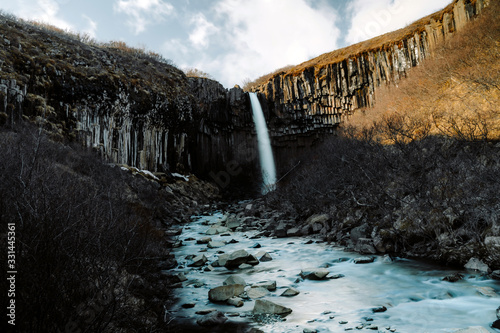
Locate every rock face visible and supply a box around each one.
[252,0,489,138]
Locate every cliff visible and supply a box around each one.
[252,0,490,130]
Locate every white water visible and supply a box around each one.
[169,213,500,333]
[249,93,276,194]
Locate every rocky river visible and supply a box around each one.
[165,211,500,333]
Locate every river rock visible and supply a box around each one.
[300,268,330,280]
[195,308,217,315]
[197,237,212,244]
[372,306,387,313]
[257,251,273,262]
[275,222,287,238]
[475,286,498,297]
[493,320,500,329]
[223,275,246,286]
[281,287,300,297]
[225,215,241,229]
[465,257,491,273]
[208,284,245,302]
[497,306,500,319]
[212,253,229,267]
[355,238,377,254]
[196,310,228,327]
[170,272,187,283]
[238,263,253,269]
[188,254,207,267]
[351,223,369,243]
[443,273,464,282]
[227,296,244,307]
[254,280,277,291]
[207,241,226,248]
[354,257,375,264]
[247,287,269,299]
[492,270,500,280]
[247,254,260,266]
[225,249,251,269]
[206,225,229,235]
[287,227,301,236]
[252,299,292,316]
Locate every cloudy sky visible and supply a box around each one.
[0,0,451,87]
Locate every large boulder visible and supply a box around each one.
[275,222,287,238]
[465,257,491,274]
[287,227,301,237]
[225,215,241,229]
[257,251,273,262]
[252,299,292,316]
[196,311,228,327]
[354,257,375,264]
[224,249,251,269]
[355,238,377,254]
[350,223,369,243]
[300,268,330,280]
[208,284,245,302]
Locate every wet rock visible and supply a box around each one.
[493,320,500,329]
[251,243,261,248]
[475,286,498,297]
[207,241,226,248]
[300,268,330,280]
[372,306,387,313]
[212,253,229,267]
[170,272,187,283]
[281,287,300,297]
[497,306,500,319]
[238,263,253,269]
[254,280,277,291]
[257,251,273,262]
[188,254,207,267]
[225,249,251,269]
[492,270,500,280]
[196,310,228,327]
[443,273,464,282]
[247,255,260,266]
[329,274,345,279]
[204,265,215,272]
[465,257,491,274]
[303,329,318,333]
[354,257,375,264]
[275,222,287,238]
[196,237,212,244]
[355,238,377,254]
[223,275,246,286]
[208,284,245,302]
[287,227,301,237]
[226,215,241,229]
[252,299,292,316]
[227,296,244,307]
[247,287,269,299]
[182,302,196,308]
[195,308,217,315]
[206,225,229,235]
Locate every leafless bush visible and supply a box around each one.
[0,125,169,332]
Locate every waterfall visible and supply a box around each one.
[249,93,276,194]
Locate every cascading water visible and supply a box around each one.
[249,93,276,194]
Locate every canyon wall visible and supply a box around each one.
[253,0,489,130]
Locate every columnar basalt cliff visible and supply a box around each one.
[253,0,489,131]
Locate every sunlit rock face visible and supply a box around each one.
[252,0,489,130]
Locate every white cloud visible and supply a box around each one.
[3,0,74,31]
[210,0,340,87]
[114,0,175,35]
[188,13,218,49]
[345,0,452,45]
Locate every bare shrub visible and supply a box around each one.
[0,125,170,332]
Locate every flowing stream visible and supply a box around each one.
[169,212,500,332]
[249,93,276,194]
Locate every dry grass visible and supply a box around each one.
[345,0,500,141]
